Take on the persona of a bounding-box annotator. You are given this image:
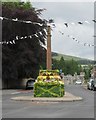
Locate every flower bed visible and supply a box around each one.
[34,70,65,97]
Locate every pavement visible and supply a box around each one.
[11,92,83,102]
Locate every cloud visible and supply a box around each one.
[32,2,94,60]
[27,0,95,3]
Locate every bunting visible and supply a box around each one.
[58,31,95,47]
[0,16,43,26]
[0,16,95,27]
[63,20,95,28]
[1,34,38,45]
[0,16,95,47]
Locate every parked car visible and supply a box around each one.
[92,79,96,91]
[75,79,82,85]
[87,79,93,90]
[87,78,96,91]
[26,79,35,89]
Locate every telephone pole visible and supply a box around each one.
[47,25,52,70]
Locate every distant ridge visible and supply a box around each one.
[52,52,94,64]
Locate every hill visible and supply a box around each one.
[52,52,94,64]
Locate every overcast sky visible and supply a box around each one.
[26,1,95,60]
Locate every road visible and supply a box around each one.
[2,85,94,118]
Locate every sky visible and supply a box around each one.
[23,0,95,60]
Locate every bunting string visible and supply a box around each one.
[63,20,95,27]
[58,30,95,47]
[0,16,96,27]
[52,24,95,47]
[1,34,39,45]
[52,21,95,47]
[0,16,95,47]
[67,35,95,47]
[0,16,43,26]
[1,33,47,49]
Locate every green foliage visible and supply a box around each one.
[2,1,32,10]
[52,52,85,61]
[34,81,64,97]
[83,66,91,80]
[1,0,19,2]
[21,2,32,9]
[52,57,82,76]
[34,70,64,97]
[52,52,94,64]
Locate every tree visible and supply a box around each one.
[77,65,82,75]
[52,59,59,70]
[83,65,92,80]
[52,57,82,76]
[2,2,47,88]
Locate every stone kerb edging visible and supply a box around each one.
[11,92,83,102]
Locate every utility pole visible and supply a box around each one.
[47,25,52,70]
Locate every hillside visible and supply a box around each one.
[52,52,94,64]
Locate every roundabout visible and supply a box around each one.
[11,91,83,102]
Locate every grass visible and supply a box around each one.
[52,52,88,61]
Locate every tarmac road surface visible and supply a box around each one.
[2,84,94,118]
